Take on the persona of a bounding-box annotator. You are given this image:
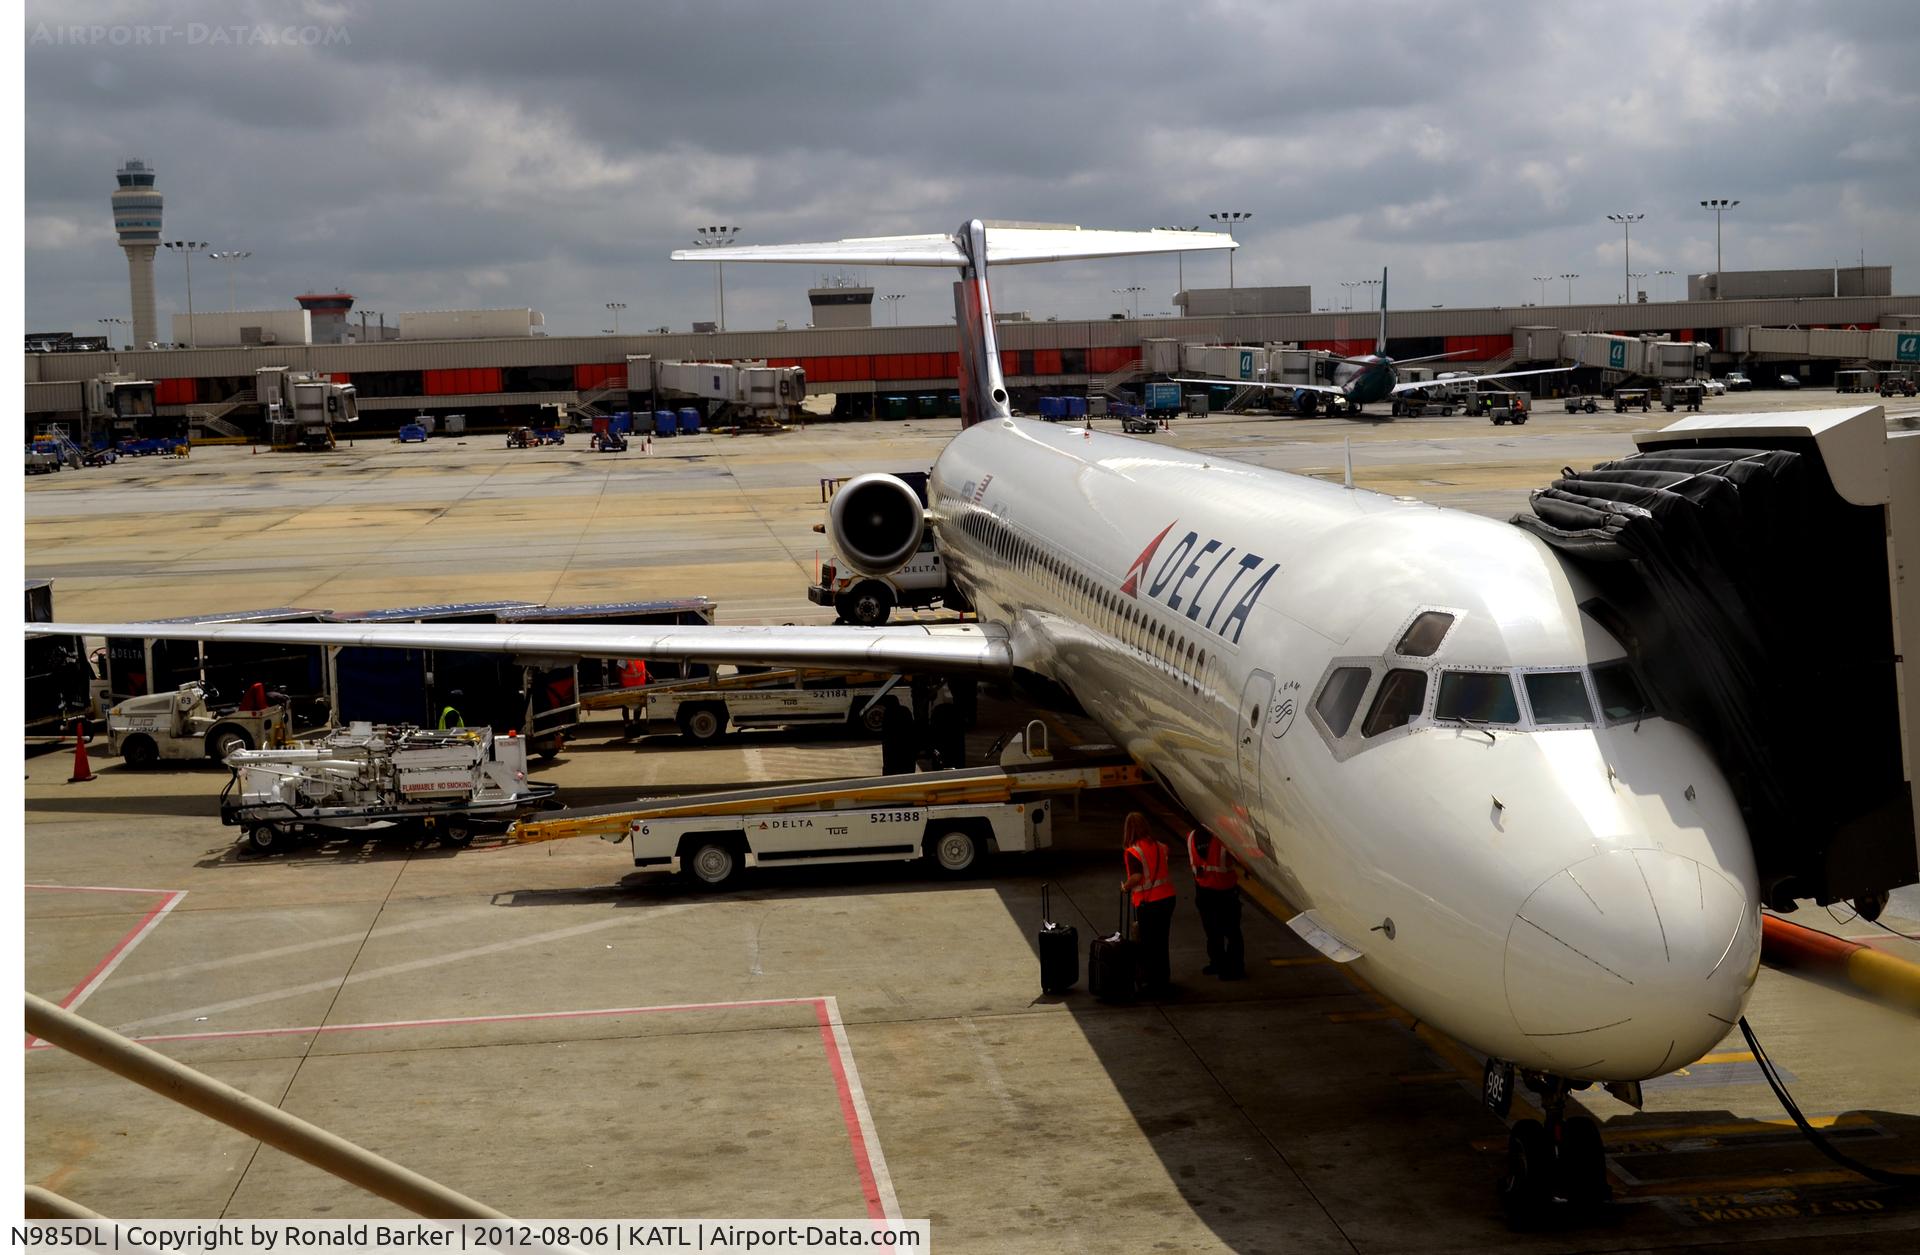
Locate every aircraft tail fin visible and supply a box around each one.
[1376,266,1389,357]
[676,220,1235,429]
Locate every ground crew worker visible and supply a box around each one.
[438,690,465,730]
[1188,825,1246,979]
[1122,811,1177,995]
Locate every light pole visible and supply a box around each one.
[1112,285,1145,318]
[1157,225,1201,298]
[357,309,382,342]
[1532,274,1551,305]
[208,250,251,311]
[605,302,626,335]
[1628,271,1646,303]
[1560,273,1579,304]
[1208,211,1252,296]
[692,225,741,330]
[1358,277,1379,310]
[1605,213,1644,306]
[1339,281,1356,310]
[879,293,905,325]
[98,317,127,348]
[1700,199,1739,297]
[1657,268,1675,301]
[163,240,208,346]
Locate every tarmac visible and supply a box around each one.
[22,390,1920,1250]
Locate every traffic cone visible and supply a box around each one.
[68,720,96,783]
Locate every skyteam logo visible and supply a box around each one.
[1121,520,1279,646]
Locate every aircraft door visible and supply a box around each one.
[1237,671,1275,845]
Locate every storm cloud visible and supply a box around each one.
[24,0,1920,338]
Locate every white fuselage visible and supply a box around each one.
[930,417,1760,1082]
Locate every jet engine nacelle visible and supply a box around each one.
[828,473,926,576]
[1293,389,1320,415]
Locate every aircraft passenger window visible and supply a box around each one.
[1395,611,1456,657]
[1590,661,1653,721]
[1360,668,1427,738]
[1524,671,1595,726]
[1435,671,1520,725]
[1314,666,1371,737]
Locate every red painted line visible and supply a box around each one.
[27,884,187,1049]
[815,999,886,1222]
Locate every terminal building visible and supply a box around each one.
[25,268,1920,438]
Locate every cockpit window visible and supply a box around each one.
[1394,611,1455,657]
[1524,671,1595,725]
[1361,668,1427,738]
[1315,666,1372,737]
[1436,671,1520,725]
[1591,661,1653,721]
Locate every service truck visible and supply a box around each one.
[630,670,901,743]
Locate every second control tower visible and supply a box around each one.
[112,159,163,347]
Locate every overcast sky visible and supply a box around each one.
[22,0,1920,340]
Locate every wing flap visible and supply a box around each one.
[33,621,1013,676]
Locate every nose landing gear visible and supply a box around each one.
[1485,1060,1613,1224]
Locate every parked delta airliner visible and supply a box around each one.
[34,221,1760,1211]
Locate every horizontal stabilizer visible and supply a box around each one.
[31,620,1014,677]
[670,224,1237,269]
[670,234,966,268]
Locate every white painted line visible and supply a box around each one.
[821,995,902,1222]
[105,906,501,990]
[111,902,699,1035]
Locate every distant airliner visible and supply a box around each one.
[35,222,1756,1218]
[1180,267,1570,415]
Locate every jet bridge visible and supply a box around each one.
[1514,406,1918,913]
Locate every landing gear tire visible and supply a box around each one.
[927,828,981,876]
[683,838,741,889]
[1556,1115,1610,1210]
[1498,1118,1554,1225]
[853,698,893,737]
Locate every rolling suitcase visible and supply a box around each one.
[1088,890,1137,1003]
[1038,883,1079,995]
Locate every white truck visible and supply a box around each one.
[108,682,291,767]
[221,723,556,853]
[513,722,1149,888]
[635,673,900,743]
[808,528,953,625]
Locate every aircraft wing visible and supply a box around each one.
[1171,377,1345,396]
[670,234,967,268]
[29,621,1014,676]
[1391,365,1572,394]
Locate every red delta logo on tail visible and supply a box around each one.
[1120,521,1178,597]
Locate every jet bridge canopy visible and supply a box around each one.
[1513,406,1918,911]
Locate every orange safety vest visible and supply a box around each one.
[1188,829,1238,891]
[1126,838,1176,908]
[620,659,648,689]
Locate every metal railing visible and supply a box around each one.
[24,992,507,1219]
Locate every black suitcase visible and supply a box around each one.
[1088,890,1137,1003]
[1038,883,1079,994]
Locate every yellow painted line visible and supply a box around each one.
[1616,1164,1920,1198]
[1470,1112,1871,1151]
[1691,1050,1757,1066]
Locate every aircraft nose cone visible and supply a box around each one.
[1504,849,1759,1078]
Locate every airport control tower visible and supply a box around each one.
[111,159,163,348]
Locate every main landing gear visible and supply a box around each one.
[1484,1058,1612,1225]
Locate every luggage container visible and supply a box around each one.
[916,394,941,418]
[655,411,678,437]
[1065,396,1087,418]
[677,407,701,434]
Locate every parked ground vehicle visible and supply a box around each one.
[1613,388,1653,413]
[25,447,60,474]
[506,427,563,448]
[1697,377,1728,396]
[1880,376,1918,397]
[1724,372,1753,391]
[589,429,629,452]
[630,669,902,743]
[1777,373,1802,389]
[108,682,291,767]
[810,528,954,625]
[221,723,554,853]
[1561,390,1599,414]
[1661,382,1705,412]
